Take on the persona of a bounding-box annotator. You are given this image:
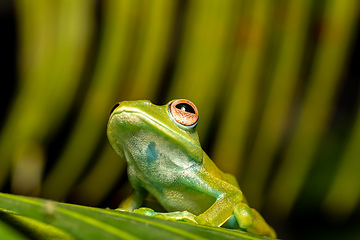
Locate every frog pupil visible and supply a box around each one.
[176,103,195,113]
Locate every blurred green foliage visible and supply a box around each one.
[0,0,359,239]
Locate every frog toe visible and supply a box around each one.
[234,203,277,238]
[194,214,216,227]
[133,208,198,224]
[133,207,155,216]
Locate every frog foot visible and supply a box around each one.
[234,203,277,238]
[133,207,198,224]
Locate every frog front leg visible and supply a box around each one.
[121,183,199,224]
[119,187,148,211]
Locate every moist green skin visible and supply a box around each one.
[107,100,276,238]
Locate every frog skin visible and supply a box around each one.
[107,99,276,238]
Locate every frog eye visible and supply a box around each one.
[169,99,199,128]
[109,102,122,117]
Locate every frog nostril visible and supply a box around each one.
[109,102,122,116]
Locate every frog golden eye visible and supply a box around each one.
[169,99,199,128]
[109,102,122,117]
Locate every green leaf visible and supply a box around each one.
[0,217,29,240]
[0,193,273,240]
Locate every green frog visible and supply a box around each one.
[107,99,276,238]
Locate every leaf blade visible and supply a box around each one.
[0,193,273,240]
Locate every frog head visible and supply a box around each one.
[107,99,203,169]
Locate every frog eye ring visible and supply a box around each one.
[169,99,199,128]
